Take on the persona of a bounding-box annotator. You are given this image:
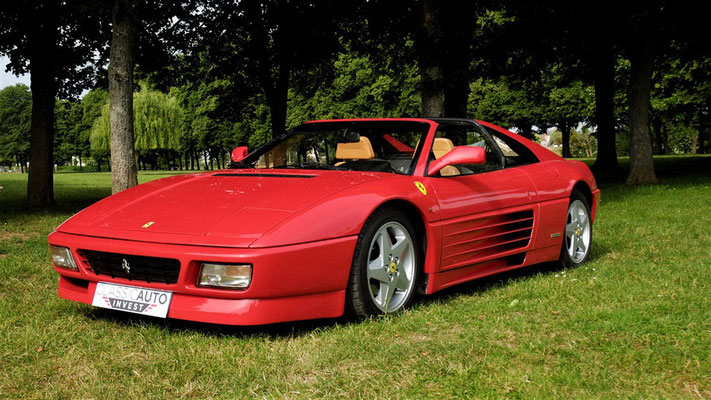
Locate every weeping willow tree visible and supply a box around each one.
[91,88,183,169]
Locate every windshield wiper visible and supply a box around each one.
[281,162,348,171]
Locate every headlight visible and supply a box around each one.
[198,263,252,289]
[49,245,78,270]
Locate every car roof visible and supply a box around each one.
[305,117,477,124]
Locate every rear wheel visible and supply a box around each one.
[346,208,420,317]
[560,191,592,267]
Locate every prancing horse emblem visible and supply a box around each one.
[122,258,131,274]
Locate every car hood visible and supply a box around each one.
[57,170,383,247]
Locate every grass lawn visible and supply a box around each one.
[1,157,709,399]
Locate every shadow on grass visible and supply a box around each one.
[587,154,711,185]
[74,240,612,339]
[419,237,610,307]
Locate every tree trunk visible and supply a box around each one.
[441,1,474,118]
[109,0,138,194]
[591,37,621,178]
[561,121,572,158]
[690,135,698,154]
[26,9,58,207]
[418,0,444,118]
[269,61,290,136]
[626,8,657,185]
[442,66,469,118]
[244,0,290,137]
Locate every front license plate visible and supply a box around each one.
[92,282,172,318]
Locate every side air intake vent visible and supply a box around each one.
[441,210,534,270]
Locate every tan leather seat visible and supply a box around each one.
[432,138,460,176]
[336,137,375,160]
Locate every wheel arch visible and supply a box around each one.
[572,180,593,206]
[371,199,427,252]
[368,198,434,294]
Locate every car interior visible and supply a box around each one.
[246,121,538,175]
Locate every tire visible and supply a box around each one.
[346,207,420,318]
[559,190,593,268]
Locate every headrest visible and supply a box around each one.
[432,138,454,159]
[336,136,375,160]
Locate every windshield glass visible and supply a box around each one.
[235,121,431,175]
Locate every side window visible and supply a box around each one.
[430,123,503,176]
[487,129,539,168]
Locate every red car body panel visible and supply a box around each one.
[48,118,600,325]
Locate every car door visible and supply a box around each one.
[425,122,538,272]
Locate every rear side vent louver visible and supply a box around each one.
[442,210,534,270]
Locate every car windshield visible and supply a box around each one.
[234,121,431,175]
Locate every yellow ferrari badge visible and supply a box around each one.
[141,221,155,228]
[389,262,397,273]
[414,181,427,196]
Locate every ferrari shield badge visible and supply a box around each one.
[414,181,427,196]
[141,221,155,228]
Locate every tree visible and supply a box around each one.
[625,3,658,184]
[468,77,538,130]
[0,84,32,171]
[53,99,83,167]
[109,0,139,193]
[287,52,421,122]
[0,1,103,206]
[91,88,183,162]
[417,0,445,117]
[105,0,190,187]
[195,0,351,138]
[547,80,595,158]
[79,89,109,170]
[357,0,480,118]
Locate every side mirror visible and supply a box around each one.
[428,146,485,176]
[231,146,248,163]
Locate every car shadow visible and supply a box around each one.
[78,241,610,339]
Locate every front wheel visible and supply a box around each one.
[346,208,420,317]
[560,191,593,267]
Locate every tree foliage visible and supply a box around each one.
[91,88,183,153]
[1,0,710,190]
[0,84,32,168]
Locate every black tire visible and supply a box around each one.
[559,190,593,268]
[346,207,421,318]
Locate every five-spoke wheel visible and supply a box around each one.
[366,221,416,313]
[347,208,420,317]
[560,191,592,267]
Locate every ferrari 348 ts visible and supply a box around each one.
[48,118,599,325]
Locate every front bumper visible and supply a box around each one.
[49,231,358,325]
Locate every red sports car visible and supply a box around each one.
[48,118,599,325]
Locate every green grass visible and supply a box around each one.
[1,157,710,399]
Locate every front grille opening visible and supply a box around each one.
[78,250,181,284]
